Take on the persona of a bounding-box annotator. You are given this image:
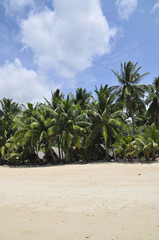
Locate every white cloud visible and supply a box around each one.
[116,0,138,19]
[0,59,52,103]
[2,0,34,16]
[20,0,117,78]
[151,2,159,13]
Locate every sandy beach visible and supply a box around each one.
[0,162,159,240]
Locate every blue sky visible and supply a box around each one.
[0,0,159,103]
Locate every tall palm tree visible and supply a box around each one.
[0,98,21,138]
[14,104,58,164]
[112,61,149,135]
[0,98,20,116]
[0,98,21,163]
[55,94,87,161]
[87,84,123,160]
[146,77,159,125]
[27,106,58,164]
[13,103,41,164]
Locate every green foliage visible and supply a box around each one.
[112,61,150,135]
[86,84,124,160]
[114,136,135,160]
[146,77,159,125]
[0,63,159,165]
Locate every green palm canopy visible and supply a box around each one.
[112,61,150,135]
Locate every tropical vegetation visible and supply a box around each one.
[1,61,159,166]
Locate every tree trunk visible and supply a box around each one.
[131,110,136,135]
[104,142,110,161]
[152,150,156,161]
[61,142,64,160]
[45,140,47,161]
[49,146,57,164]
[47,138,57,165]
[110,136,116,159]
[58,138,61,159]
[145,152,150,162]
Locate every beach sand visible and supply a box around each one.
[0,162,159,240]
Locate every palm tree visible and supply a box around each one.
[112,61,149,135]
[146,77,159,125]
[27,106,58,164]
[0,98,21,138]
[0,98,21,163]
[55,94,87,161]
[13,103,41,165]
[87,84,123,160]
[44,89,64,110]
[114,136,134,160]
[73,88,91,110]
[14,104,58,164]
[133,136,158,161]
[132,123,159,161]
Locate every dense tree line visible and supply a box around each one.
[0,61,159,166]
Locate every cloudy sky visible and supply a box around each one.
[0,0,159,103]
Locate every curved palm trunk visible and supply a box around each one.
[47,138,57,164]
[49,146,57,164]
[104,142,110,161]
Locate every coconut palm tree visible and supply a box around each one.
[87,84,123,160]
[0,98,21,139]
[73,88,91,110]
[0,98,21,163]
[146,77,159,125]
[44,89,64,110]
[132,123,159,161]
[114,136,134,160]
[14,104,58,164]
[133,136,158,161]
[26,106,58,164]
[112,61,149,135]
[13,103,41,164]
[55,94,87,161]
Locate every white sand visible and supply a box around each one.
[0,163,159,240]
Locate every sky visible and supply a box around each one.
[0,0,159,103]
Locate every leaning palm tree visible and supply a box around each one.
[146,77,159,125]
[112,61,150,135]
